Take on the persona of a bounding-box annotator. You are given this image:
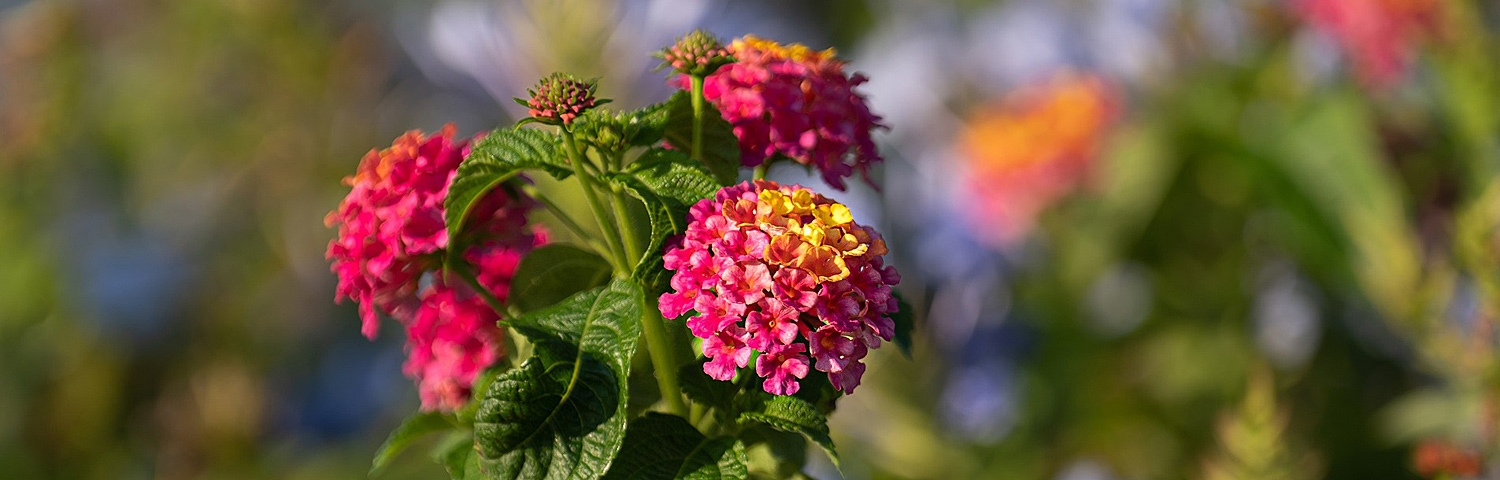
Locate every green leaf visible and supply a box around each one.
[473,346,620,479]
[624,102,672,147]
[602,175,690,294]
[509,244,613,313]
[737,425,808,480]
[472,280,645,480]
[891,292,917,358]
[604,151,719,293]
[677,360,737,412]
[662,92,741,185]
[601,413,748,480]
[626,149,721,203]
[371,410,460,475]
[735,393,838,469]
[431,431,477,480]
[445,128,569,236]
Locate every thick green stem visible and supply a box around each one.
[690,75,706,162]
[753,163,769,180]
[640,295,688,416]
[561,129,630,272]
[608,189,644,267]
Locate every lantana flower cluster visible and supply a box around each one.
[326,125,544,411]
[960,73,1117,247]
[659,180,900,396]
[676,35,886,191]
[1296,0,1440,89]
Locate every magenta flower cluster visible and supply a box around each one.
[659,180,901,395]
[326,125,544,411]
[675,36,886,191]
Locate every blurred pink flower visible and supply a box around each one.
[674,36,886,191]
[402,283,504,412]
[960,73,1118,248]
[660,180,900,395]
[1296,0,1440,88]
[326,126,545,411]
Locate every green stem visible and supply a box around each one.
[608,189,644,267]
[753,162,769,180]
[690,75,706,162]
[452,263,516,319]
[640,295,688,416]
[518,183,607,252]
[561,128,630,273]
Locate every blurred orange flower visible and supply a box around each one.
[959,73,1118,247]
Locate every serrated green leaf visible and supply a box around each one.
[473,346,620,480]
[735,394,839,469]
[662,92,740,185]
[472,280,644,480]
[510,244,613,313]
[601,413,748,480]
[626,149,721,203]
[445,128,569,237]
[371,410,460,475]
[891,292,916,358]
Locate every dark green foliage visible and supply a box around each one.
[470,280,645,479]
[601,413,748,480]
[734,393,839,469]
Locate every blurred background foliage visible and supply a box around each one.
[2,0,1499,479]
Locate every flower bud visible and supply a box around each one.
[655,29,734,77]
[516,73,608,126]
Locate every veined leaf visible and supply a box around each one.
[509,244,613,313]
[371,410,460,475]
[626,149,720,204]
[601,413,748,480]
[445,128,568,236]
[662,92,740,185]
[472,280,644,480]
[735,393,839,469]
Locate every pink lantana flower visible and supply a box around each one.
[673,36,886,191]
[660,180,900,395]
[403,283,504,412]
[703,326,753,381]
[757,343,811,396]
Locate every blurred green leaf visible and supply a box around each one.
[371,410,460,475]
[662,92,740,185]
[510,244,613,313]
